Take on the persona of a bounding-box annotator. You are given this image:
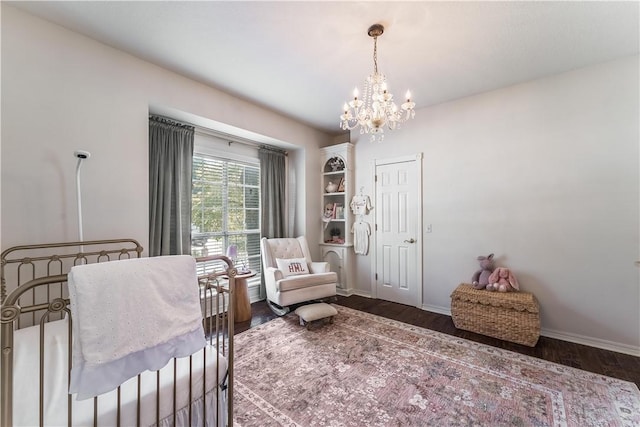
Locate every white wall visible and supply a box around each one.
[351,56,639,354]
[1,6,331,256]
[3,5,638,354]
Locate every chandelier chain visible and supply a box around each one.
[373,36,378,75]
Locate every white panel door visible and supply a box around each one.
[374,155,422,306]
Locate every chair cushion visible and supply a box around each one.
[275,257,309,277]
[277,272,337,292]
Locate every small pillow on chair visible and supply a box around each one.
[276,258,310,277]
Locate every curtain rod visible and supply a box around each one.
[196,129,288,156]
[149,115,194,130]
[150,114,286,154]
[258,144,287,155]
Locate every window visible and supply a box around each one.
[191,153,261,283]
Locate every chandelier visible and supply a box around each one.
[340,24,415,142]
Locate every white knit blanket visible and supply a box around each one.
[68,255,205,400]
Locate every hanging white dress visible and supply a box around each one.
[351,221,371,255]
[350,194,373,255]
[350,195,372,215]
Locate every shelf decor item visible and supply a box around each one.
[330,227,341,242]
[328,157,345,172]
[325,181,338,193]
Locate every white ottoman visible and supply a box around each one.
[294,303,338,329]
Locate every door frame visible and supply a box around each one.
[370,153,423,307]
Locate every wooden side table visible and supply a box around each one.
[232,270,256,323]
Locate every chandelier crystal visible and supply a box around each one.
[340,24,415,142]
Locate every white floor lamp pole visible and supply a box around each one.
[74,150,91,258]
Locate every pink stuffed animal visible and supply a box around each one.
[486,267,519,292]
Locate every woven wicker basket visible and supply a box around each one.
[450,283,540,347]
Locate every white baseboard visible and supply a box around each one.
[351,289,372,298]
[336,288,372,298]
[421,304,451,316]
[540,328,640,357]
[419,304,639,357]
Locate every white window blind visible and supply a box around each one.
[191,152,261,282]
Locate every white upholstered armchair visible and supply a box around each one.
[260,236,337,314]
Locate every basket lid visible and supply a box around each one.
[451,283,539,313]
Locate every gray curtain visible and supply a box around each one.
[149,116,194,257]
[259,147,287,299]
[259,147,287,239]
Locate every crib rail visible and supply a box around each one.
[196,254,237,427]
[1,238,143,309]
[0,240,235,427]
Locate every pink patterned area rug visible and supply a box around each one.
[233,305,640,426]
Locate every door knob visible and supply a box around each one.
[404,238,416,244]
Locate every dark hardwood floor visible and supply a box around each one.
[235,295,640,389]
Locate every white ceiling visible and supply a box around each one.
[9,1,639,136]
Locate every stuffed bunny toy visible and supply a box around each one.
[471,253,495,290]
[486,267,519,292]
